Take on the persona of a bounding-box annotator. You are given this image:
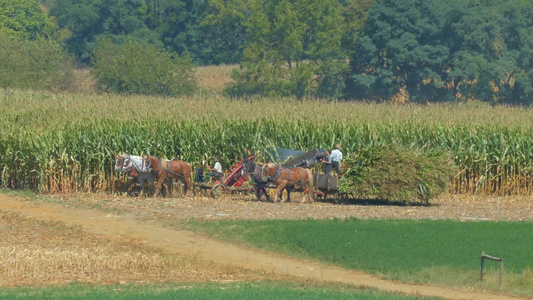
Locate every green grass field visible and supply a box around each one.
[0,282,436,300]
[176,219,533,295]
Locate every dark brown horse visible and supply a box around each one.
[241,157,271,202]
[261,163,314,203]
[143,155,192,197]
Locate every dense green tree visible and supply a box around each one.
[50,0,160,62]
[449,0,533,103]
[348,0,457,101]
[91,39,197,96]
[505,1,533,104]
[0,32,74,90]
[143,0,241,65]
[225,0,347,99]
[49,0,242,65]
[0,0,57,39]
[202,0,249,64]
[145,0,205,63]
[340,0,374,57]
[348,0,533,103]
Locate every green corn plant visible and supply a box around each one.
[2,89,533,195]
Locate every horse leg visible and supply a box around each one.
[301,185,308,203]
[275,182,286,203]
[125,177,138,196]
[139,178,147,197]
[166,177,173,197]
[182,177,191,197]
[307,172,315,203]
[255,187,261,201]
[153,172,166,197]
[183,166,192,197]
[274,187,281,202]
[263,188,271,202]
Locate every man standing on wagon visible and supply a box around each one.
[330,144,343,176]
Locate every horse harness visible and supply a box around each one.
[266,166,309,187]
[143,157,162,174]
[123,155,144,174]
[165,160,186,179]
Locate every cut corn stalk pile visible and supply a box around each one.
[2,89,533,195]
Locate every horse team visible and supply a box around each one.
[114,154,192,197]
[114,153,315,203]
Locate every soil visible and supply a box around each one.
[0,192,531,300]
[50,192,533,222]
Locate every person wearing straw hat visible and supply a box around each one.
[330,144,343,176]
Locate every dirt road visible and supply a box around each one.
[0,194,528,300]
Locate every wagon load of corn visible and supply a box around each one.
[339,144,457,204]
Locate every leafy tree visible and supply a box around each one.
[49,0,240,65]
[202,0,250,64]
[50,0,160,62]
[449,0,533,104]
[348,0,533,104]
[0,0,57,39]
[144,0,228,65]
[91,39,197,96]
[225,0,347,99]
[348,0,457,101]
[340,0,374,57]
[0,32,74,90]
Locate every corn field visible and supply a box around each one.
[2,88,533,195]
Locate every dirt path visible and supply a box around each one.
[0,194,527,300]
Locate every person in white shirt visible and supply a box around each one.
[208,156,223,180]
[330,144,343,176]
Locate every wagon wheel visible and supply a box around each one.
[211,184,226,199]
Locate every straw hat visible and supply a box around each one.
[335,144,341,150]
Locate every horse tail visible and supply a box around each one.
[306,168,315,202]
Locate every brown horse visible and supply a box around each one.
[143,155,192,197]
[261,163,314,203]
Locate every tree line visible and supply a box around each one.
[1,0,532,103]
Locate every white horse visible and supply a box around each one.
[114,154,155,196]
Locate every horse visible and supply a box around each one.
[142,155,192,197]
[241,157,271,202]
[114,153,156,196]
[261,163,314,203]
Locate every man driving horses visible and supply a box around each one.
[208,156,223,180]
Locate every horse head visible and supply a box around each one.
[142,155,153,173]
[261,163,276,182]
[114,154,126,172]
[241,157,256,176]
